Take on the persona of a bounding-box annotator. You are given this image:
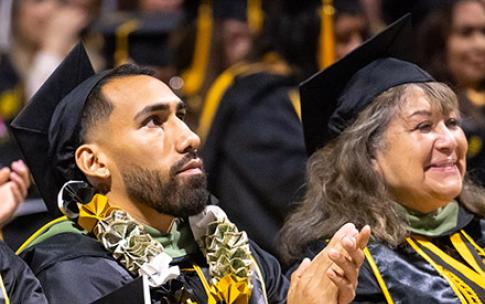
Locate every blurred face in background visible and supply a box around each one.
[14,0,60,47]
[446,0,485,88]
[334,13,368,60]
[12,0,97,48]
[13,0,93,48]
[221,19,252,68]
[138,0,183,13]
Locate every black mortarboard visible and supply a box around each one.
[213,0,247,21]
[334,0,364,15]
[95,12,183,68]
[300,14,434,155]
[212,0,265,34]
[10,43,109,216]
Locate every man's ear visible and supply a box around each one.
[75,144,110,181]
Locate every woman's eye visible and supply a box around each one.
[446,118,460,128]
[416,122,433,132]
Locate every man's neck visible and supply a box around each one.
[106,192,175,233]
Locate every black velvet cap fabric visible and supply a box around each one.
[95,12,183,67]
[11,43,109,216]
[300,14,434,156]
[213,0,248,21]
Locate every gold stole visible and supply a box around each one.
[365,230,485,304]
[406,230,485,303]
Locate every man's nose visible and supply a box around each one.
[175,120,201,153]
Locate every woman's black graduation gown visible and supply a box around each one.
[299,207,485,303]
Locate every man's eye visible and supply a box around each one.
[177,111,186,121]
[145,116,162,127]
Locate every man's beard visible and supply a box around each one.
[121,152,209,218]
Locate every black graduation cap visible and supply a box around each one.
[95,12,183,68]
[334,0,364,15]
[213,0,248,21]
[10,43,109,216]
[300,14,434,155]
[212,0,265,34]
[213,0,245,21]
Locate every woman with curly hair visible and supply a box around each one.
[281,15,485,303]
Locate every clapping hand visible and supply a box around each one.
[288,223,371,304]
[0,160,31,226]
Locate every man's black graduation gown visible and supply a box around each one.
[19,220,289,304]
[0,240,47,303]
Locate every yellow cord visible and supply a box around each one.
[363,247,394,304]
[15,216,67,255]
[0,274,10,304]
[193,264,212,296]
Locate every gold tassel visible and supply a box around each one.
[318,0,336,69]
[181,0,213,97]
[114,19,140,66]
[247,0,263,34]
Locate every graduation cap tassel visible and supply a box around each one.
[114,19,140,66]
[247,0,263,34]
[181,0,213,97]
[318,0,336,69]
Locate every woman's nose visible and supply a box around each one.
[435,124,458,152]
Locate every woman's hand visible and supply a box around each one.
[287,223,370,304]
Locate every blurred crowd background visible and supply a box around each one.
[0,0,484,261]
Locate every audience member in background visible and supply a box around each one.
[0,159,47,304]
[417,0,485,183]
[0,160,30,227]
[171,0,261,129]
[0,0,101,250]
[199,0,369,258]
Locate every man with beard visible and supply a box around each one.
[11,43,369,304]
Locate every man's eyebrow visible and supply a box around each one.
[134,103,169,120]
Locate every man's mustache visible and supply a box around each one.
[169,150,202,177]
